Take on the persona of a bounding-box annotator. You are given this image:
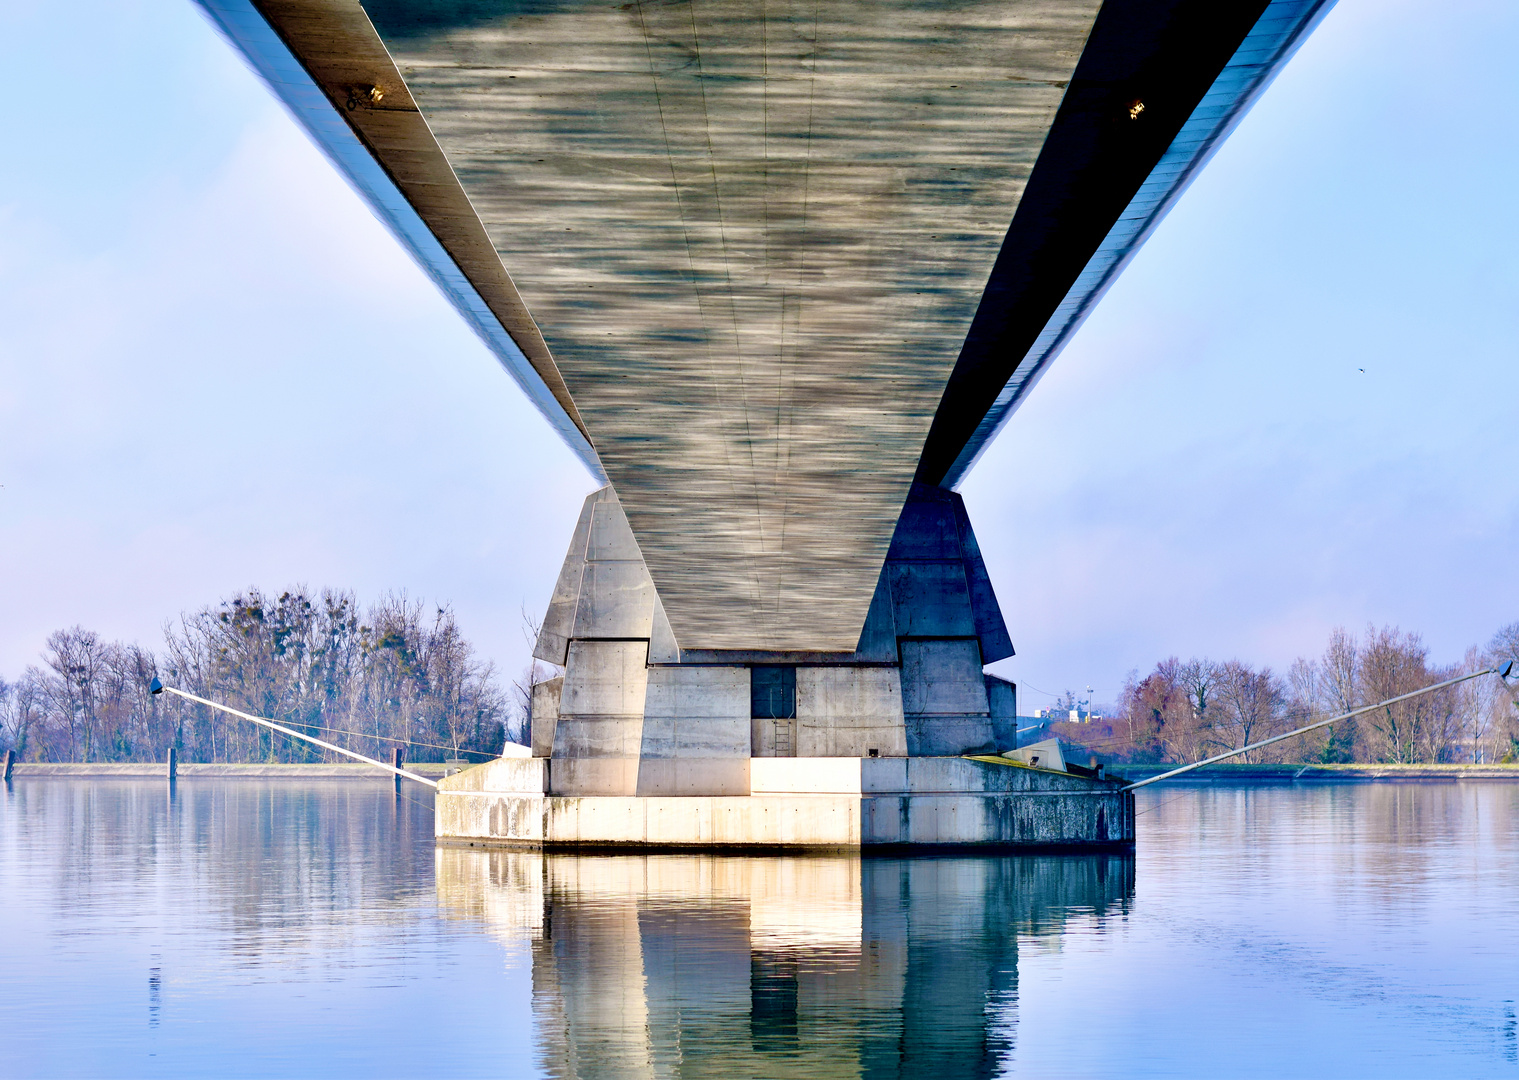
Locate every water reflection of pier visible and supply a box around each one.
[437,852,1133,1077]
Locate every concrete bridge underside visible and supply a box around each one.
[202,0,1331,656]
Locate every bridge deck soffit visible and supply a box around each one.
[362,0,1102,651]
[210,0,1321,652]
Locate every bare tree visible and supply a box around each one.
[6,586,512,765]
[1212,661,1287,762]
[425,602,494,760]
[1178,659,1218,723]
[1170,658,1220,761]
[38,628,114,762]
[0,676,31,757]
[1112,663,1187,763]
[1357,625,1463,763]
[1316,627,1361,760]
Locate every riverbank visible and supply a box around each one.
[1107,762,1519,784]
[10,761,1518,784]
[4,761,454,779]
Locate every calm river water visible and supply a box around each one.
[2,779,1517,1078]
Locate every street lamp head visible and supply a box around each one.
[1498,659,1515,681]
[149,677,164,695]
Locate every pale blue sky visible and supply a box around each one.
[2,0,1515,709]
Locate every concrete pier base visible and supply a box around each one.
[435,756,1134,850]
[466,484,1134,851]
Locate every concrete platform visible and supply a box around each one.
[435,756,1133,850]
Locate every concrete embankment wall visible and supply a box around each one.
[5,762,452,779]
[1108,763,1519,784]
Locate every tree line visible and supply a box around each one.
[1048,622,1519,765]
[0,588,529,765]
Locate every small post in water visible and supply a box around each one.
[3,749,14,782]
[167,746,177,783]
[392,746,403,796]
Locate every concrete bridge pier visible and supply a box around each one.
[435,484,1132,850]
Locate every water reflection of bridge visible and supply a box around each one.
[438,850,1133,1077]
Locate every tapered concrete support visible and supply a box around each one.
[862,483,1011,755]
[856,483,1014,663]
[534,486,676,666]
[526,482,1032,817]
[537,487,665,795]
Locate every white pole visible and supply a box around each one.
[1124,664,1512,792]
[155,684,440,789]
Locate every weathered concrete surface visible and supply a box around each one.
[900,639,997,756]
[435,758,548,842]
[636,665,751,796]
[551,639,650,796]
[986,674,1018,750]
[750,755,1105,795]
[795,667,908,758]
[529,676,562,758]
[437,790,548,845]
[436,755,1132,848]
[869,755,1094,794]
[439,757,548,793]
[438,791,862,848]
[862,791,1126,845]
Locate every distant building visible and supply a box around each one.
[1032,707,1104,724]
